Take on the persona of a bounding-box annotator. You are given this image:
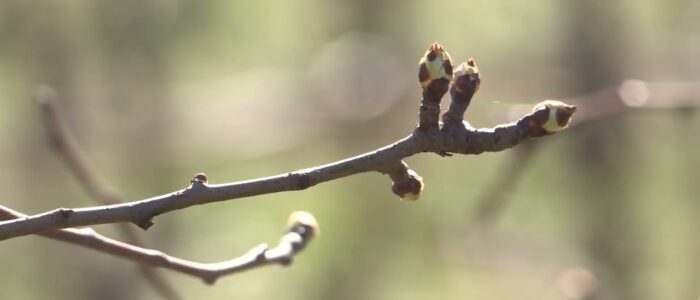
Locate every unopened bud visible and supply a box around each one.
[392,170,424,201]
[418,43,453,89]
[191,172,208,184]
[452,58,480,94]
[287,211,319,240]
[531,100,577,134]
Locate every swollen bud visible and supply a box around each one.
[418,43,454,89]
[452,58,480,94]
[191,172,208,184]
[531,100,577,134]
[287,211,319,240]
[391,169,424,201]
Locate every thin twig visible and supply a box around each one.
[0,43,576,240]
[36,86,182,300]
[0,108,568,240]
[0,205,318,284]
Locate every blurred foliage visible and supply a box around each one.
[1,1,699,299]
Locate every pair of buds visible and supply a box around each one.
[418,43,576,134]
[393,43,577,202]
[418,43,480,96]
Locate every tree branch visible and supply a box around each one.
[0,205,318,284]
[0,43,576,240]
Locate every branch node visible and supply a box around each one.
[288,173,311,190]
[137,218,155,230]
[250,244,269,262]
[57,208,74,219]
[191,172,208,184]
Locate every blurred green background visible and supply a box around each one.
[1,1,699,299]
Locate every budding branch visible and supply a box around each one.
[0,205,316,284]
[0,43,575,243]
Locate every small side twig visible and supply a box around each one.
[37,86,181,300]
[0,205,318,284]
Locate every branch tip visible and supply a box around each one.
[58,208,74,218]
[287,211,319,240]
[417,44,452,129]
[442,59,481,123]
[529,100,577,136]
[418,42,454,90]
[452,59,480,94]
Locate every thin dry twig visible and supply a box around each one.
[37,86,181,300]
[0,43,576,241]
[0,205,318,284]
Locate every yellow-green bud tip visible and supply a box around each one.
[394,170,424,201]
[452,58,480,94]
[531,100,577,133]
[287,211,319,238]
[418,43,454,89]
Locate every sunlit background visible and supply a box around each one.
[1,1,699,299]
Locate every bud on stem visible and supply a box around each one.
[391,169,424,201]
[287,211,319,240]
[443,58,481,123]
[418,43,454,90]
[528,100,577,137]
[418,43,453,130]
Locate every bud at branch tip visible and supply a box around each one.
[287,211,319,239]
[452,58,480,94]
[418,43,454,89]
[531,100,577,134]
